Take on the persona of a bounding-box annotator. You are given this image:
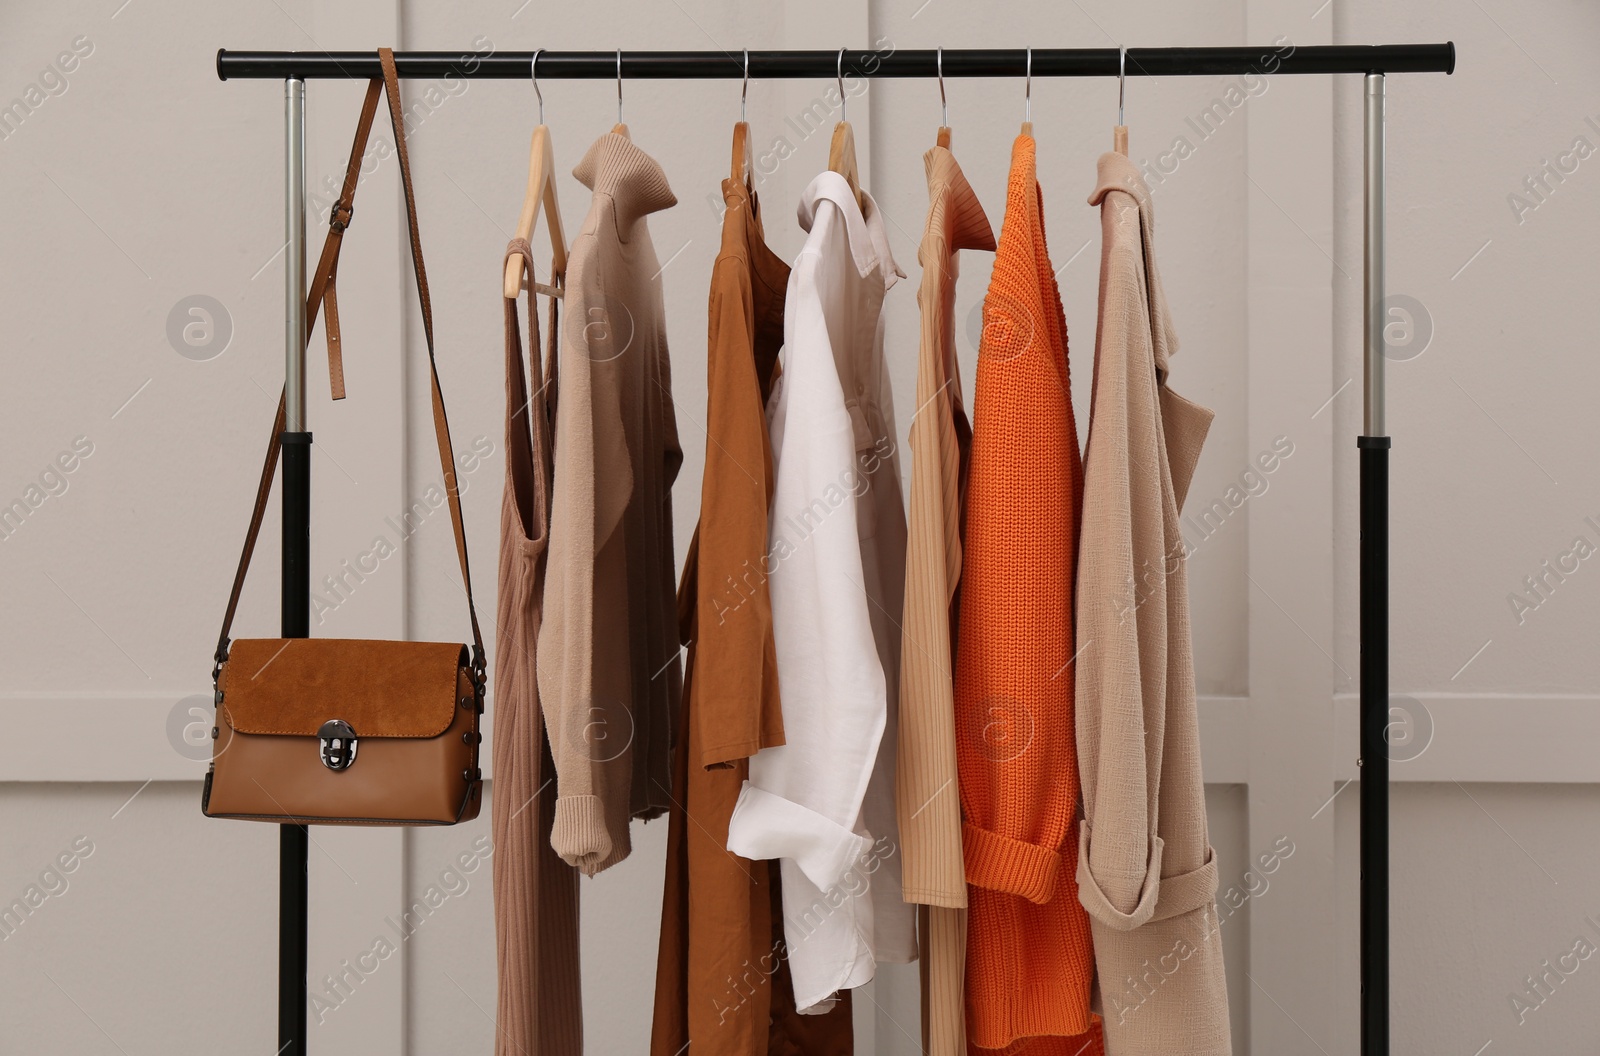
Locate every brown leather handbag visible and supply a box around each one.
[203,51,484,826]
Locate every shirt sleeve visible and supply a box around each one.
[724,240,883,893]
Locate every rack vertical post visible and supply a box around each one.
[279,74,311,1056]
[1360,70,1390,1056]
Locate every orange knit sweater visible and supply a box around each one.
[954,133,1098,1053]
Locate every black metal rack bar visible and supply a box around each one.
[218,43,1453,1056]
[217,43,1455,81]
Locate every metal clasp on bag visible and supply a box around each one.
[470,644,488,713]
[212,638,230,698]
[319,719,358,771]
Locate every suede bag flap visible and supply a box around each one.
[220,638,467,739]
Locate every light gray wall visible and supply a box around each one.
[0,1,1594,1053]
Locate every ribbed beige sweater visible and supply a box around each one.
[1075,149,1231,1054]
[897,144,993,1056]
[491,239,582,1056]
[538,132,683,876]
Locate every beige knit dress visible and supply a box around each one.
[1075,149,1231,1054]
[491,238,583,1056]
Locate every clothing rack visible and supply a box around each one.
[214,43,1455,1056]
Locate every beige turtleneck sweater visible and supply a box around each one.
[538,131,682,876]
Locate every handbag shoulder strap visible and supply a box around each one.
[216,49,486,683]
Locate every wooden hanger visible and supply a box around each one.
[829,122,863,208]
[1113,47,1129,155]
[829,48,864,210]
[935,47,951,149]
[503,52,567,300]
[732,121,753,188]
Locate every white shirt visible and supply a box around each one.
[724,171,916,1014]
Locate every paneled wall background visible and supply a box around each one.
[1,1,1596,1053]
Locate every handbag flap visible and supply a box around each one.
[221,638,468,739]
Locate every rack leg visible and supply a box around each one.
[278,823,310,1051]
[1358,439,1389,1053]
[1360,71,1389,1056]
[279,74,310,1056]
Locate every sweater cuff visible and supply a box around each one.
[552,794,613,876]
[726,782,873,891]
[962,821,1063,904]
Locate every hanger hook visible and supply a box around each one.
[616,49,623,125]
[743,49,749,122]
[1025,47,1032,123]
[1118,47,1126,126]
[837,47,846,122]
[938,47,947,127]
[531,49,544,125]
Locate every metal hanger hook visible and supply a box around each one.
[742,49,749,122]
[938,47,947,127]
[531,48,544,125]
[1119,46,1127,125]
[837,47,846,122]
[616,48,623,125]
[1025,47,1032,122]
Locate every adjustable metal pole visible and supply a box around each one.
[279,74,311,1056]
[284,76,307,440]
[1363,75,1387,442]
[1359,70,1390,1056]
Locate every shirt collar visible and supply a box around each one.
[721,178,789,290]
[719,178,790,366]
[797,170,906,290]
[573,132,678,240]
